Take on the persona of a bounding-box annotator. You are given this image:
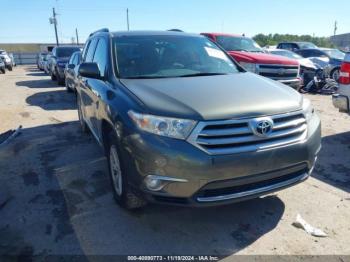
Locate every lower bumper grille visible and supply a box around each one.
[196,167,309,202]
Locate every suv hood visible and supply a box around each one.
[121,73,302,121]
[228,51,298,65]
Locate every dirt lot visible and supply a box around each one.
[0,66,350,258]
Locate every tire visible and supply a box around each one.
[77,94,89,134]
[1,68,5,74]
[331,68,340,82]
[106,132,147,210]
[51,68,57,81]
[7,65,12,71]
[57,74,65,86]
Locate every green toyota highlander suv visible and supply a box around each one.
[76,29,321,209]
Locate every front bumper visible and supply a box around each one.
[332,94,349,113]
[121,114,321,206]
[278,79,302,90]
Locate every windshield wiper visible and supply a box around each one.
[179,72,229,77]
[122,76,170,79]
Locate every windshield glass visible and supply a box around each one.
[56,47,80,58]
[298,42,318,49]
[270,50,303,60]
[113,35,240,79]
[322,49,345,60]
[216,36,263,52]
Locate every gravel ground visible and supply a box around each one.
[0,66,349,258]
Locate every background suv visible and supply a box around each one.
[50,46,81,85]
[76,29,321,209]
[202,33,301,90]
[277,42,318,51]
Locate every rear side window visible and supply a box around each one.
[84,38,98,62]
[93,38,108,77]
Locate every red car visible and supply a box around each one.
[201,33,301,90]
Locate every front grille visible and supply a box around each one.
[187,111,307,155]
[258,64,299,80]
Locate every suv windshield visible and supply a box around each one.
[56,47,80,58]
[298,42,318,49]
[322,49,345,60]
[113,35,240,79]
[216,36,263,52]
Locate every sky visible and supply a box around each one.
[1,0,349,43]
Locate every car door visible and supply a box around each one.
[79,38,98,132]
[88,37,109,135]
[72,53,81,90]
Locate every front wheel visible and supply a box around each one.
[1,68,5,74]
[107,132,147,210]
[77,94,89,133]
[7,65,12,71]
[331,68,340,82]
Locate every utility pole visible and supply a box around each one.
[50,8,59,46]
[76,28,79,45]
[334,21,338,36]
[126,8,130,31]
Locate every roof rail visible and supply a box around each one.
[89,28,109,37]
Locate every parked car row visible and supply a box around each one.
[38,46,81,88]
[0,49,16,71]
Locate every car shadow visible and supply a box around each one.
[26,72,47,77]
[0,121,285,256]
[16,79,59,89]
[312,131,350,193]
[25,90,76,110]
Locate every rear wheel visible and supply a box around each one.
[7,65,12,71]
[106,132,147,210]
[51,67,57,81]
[1,68,5,74]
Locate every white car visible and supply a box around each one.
[332,53,350,113]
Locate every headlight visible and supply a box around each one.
[128,111,197,140]
[239,62,258,73]
[302,98,315,121]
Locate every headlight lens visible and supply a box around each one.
[239,62,257,73]
[128,111,197,140]
[302,98,315,121]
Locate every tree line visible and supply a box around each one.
[253,33,334,48]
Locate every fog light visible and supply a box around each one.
[144,175,188,192]
[145,176,164,191]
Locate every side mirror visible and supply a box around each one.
[78,62,101,79]
[67,64,75,69]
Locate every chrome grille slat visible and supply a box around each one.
[187,111,307,155]
[199,126,251,137]
[273,118,306,130]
